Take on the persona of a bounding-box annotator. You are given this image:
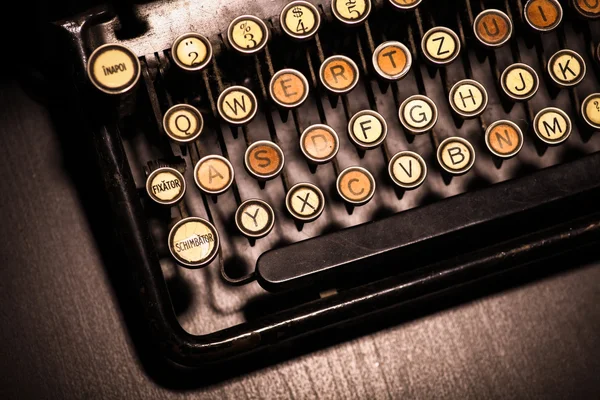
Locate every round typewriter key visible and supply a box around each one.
[449,79,488,119]
[269,69,309,108]
[300,124,340,164]
[473,9,513,48]
[548,49,586,88]
[484,120,524,158]
[437,137,475,175]
[500,63,539,101]
[163,104,204,143]
[581,93,600,130]
[280,1,321,40]
[337,166,376,206]
[320,55,360,94]
[146,167,186,206]
[245,140,285,181]
[331,0,371,25]
[168,217,219,268]
[235,199,275,238]
[421,27,461,66]
[217,86,258,125]
[228,15,269,54]
[389,0,422,11]
[194,155,235,195]
[171,33,213,71]
[286,182,325,222]
[524,0,563,32]
[399,95,438,135]
[533,107,572,144]
[87,43,140,95]
[573,0,600,19]
[372,41,412,81]
[348,110,388,150]
[388,151,427,189]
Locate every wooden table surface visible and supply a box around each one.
[1,75,599,399]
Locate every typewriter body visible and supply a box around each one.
[54,0,600,368]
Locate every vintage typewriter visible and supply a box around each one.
[52,0,600,368]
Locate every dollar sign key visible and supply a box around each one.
[292,7,303,18]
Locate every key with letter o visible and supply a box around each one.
[87,43,140,95]
[269,69,309,108]
[399,95,438,134]
[163,104,204,143]
[473,9,513,48]
[388,151,427,189]
[194,155,235,195]
[146,167,186,206]
[171,33,213,71]
[337,166,376,206]
[581,93,600,130]
[286,182,325,222]
[280,1,321,40]
[235,199,275,239]
[320,55,360,94]
[533,107,572,145]
[228,15,269,54]
[168,217,220,268]
[217,86,258,125]
[348,110,388,150]
[437,137,476,175]
[300,124,340,164]
[245,141,285,181]
[548,49,586,88]
[484,120,524,158]
[500,63,540,101]
[372,41,412,81]
[449,79,488,119]
[331,0,371,25]
[524,0,563,32]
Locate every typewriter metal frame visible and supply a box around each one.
[54,0,600,368]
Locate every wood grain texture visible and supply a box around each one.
[1,80,599,399]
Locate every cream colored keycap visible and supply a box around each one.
[300,124,340,164]
[372,41,412,81]
[320,55,360,94]
[245,141,285,181]
[235,199,275,238]
[548,49,586,87]
[337,166,376,206]
[524,0,563,32]
[171,33,212,71]
[87,43,140,95]
[217,86,258,125]
[389,0,422,10]
[146,167,186,205]
[399,95,438,134]
[348,110,388,150]
[286,183,325,222]
[388,151,427,189]
[280,1,321,40]
[437,137,476,175]
[331,0,371,25]
[269,69,309,108]
[485,120,524,158]
[422,27,461,65]
[163,104,204,143]
[581,93,600,130]
[449,79,488,119]
[228,15,269,54]
[194,155,234,195]
[473,9,513,48]
[500,63,539,101]
[168,217,219,268]
[533,107,572,144]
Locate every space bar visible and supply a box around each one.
[256,155,600,292]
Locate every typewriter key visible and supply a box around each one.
[235,199,275,238]
[163,104,204,143]
[524,0,563,32]
[581,93,600,129]
[548,49,586,88]
[171,33,213,71]
[146,167,186,206]
[473,9,513,48]
[269,69,309,108]
[280,1,321,40]
[300,124,340,164]
[320,55,360,94]
[388,151,427,189]
[331,0,371,25]
[348,110,388,150]
[194,155,235,195]
[500,63,540,101]
[228,15,269,54]
[533,107,572,144]
[484,120,524,158]
[372,41,412,81]
[399,95,438,134]
[389,0,422,11]
[421,27,461,66]
[337,167,376,206]
[168,217,219,268]
[245,141,285,181]
[449,79,488,119]
[572,0,600,19]
[217,86,258,125]
[87,43,140,95]
[437,137,475,175]
[286,183,325,222]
